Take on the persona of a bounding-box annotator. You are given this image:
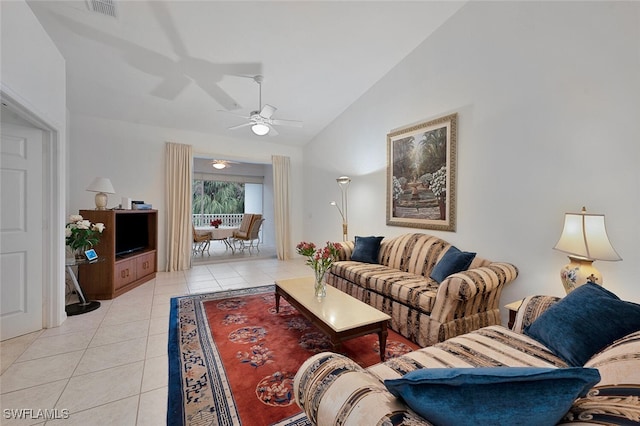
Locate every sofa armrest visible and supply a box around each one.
[335,240,355,261]
[511,295,560,333]
[427,263,518,339]
[294,352,429,426]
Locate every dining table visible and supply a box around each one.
[195,226,238,253]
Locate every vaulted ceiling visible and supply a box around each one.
[27,1,465,146]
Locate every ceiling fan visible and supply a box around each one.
[211,159,236,170]
[220,75,303,136]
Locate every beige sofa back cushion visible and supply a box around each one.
[379,233,490,278]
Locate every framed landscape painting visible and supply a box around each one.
[386,113,457,231]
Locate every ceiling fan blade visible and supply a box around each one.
[228,122,252,131]
[271,118,303,128]
[260,104,277,119]
[266,124,279,136]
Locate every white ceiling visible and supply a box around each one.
[27,1,465,146]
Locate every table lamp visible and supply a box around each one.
[553,207,621,293]
[86,177,115,210]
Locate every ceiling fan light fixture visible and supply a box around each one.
[212,161,226,169]
[251,123,270,136]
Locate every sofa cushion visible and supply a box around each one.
[350,236,384,264]
[331,261,439,313]
[430,246,476,283]
[524,283,640,366]
[384,367,601,426]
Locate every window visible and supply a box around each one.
[192,180,245,215]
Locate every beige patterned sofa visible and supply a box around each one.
[294,295,640,425]
[327,233,518,347]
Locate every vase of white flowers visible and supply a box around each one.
[65,215,105,260]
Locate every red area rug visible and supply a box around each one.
[168,285,419,426]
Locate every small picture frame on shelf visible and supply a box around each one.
[84,249,98,261]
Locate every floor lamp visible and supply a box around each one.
[331,176,351,241]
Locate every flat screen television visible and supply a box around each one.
[115,213,149,257]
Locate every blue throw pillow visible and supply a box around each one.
[524,283,640,366]
[384,367,600,426]
[429,245,476,283]
[350,236,384,264]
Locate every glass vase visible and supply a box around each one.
[314,269,327,298]
[74,246,88,261]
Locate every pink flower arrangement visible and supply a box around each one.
[296,241,342,277]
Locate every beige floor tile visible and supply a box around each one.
[101,305,152,327]
[16,330,95,362]
[184,267,215,277]
[47,396,138,426]
[153,283,189,295]
[155,271,185,281]
[152,292,185,306]
[108,297,154,311]
[145,333,168,359]
[187,279,221,293]
[74,337,147,376]
[0,351,84,394]
[150,302,171,319]
[0,331,43,375]
[39,313,104,338]
[148,317,169,336]
[137,387,167,426]
[89,319,150,347]
[209,269,242,279]
[141,354,168,392]
[55,362,143,414]
[0,379,67,426]
[216,276,249,287]
[155,275,186,286]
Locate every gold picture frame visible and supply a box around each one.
[386,113,457,231]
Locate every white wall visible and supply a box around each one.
[1,0,67,327]
[68,114,304,270]
[303,1,640,316]
[1,1,66,127]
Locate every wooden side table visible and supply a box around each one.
[505,299,523,329]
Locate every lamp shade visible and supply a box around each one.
[86,177,115,194]
[336,176,351,186]
[251,123,270,136]
[553,208,621,261]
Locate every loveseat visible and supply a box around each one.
[294,286,640,425]
[327,233,518,347]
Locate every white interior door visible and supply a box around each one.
[1,121,44,340]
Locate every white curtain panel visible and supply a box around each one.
[272,155,292,260]
[165,142,193,271]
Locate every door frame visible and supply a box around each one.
[1,87,66,330]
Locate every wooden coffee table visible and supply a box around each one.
[275,276,391,361]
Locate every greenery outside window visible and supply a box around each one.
[193,180,244,215]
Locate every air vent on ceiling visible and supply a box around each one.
[86,0,117,18]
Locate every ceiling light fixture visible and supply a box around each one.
[251,123,270,136]
[212,162,226,170]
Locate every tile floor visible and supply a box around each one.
[0,254,310,425]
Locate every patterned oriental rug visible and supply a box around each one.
[168,285,419,426]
